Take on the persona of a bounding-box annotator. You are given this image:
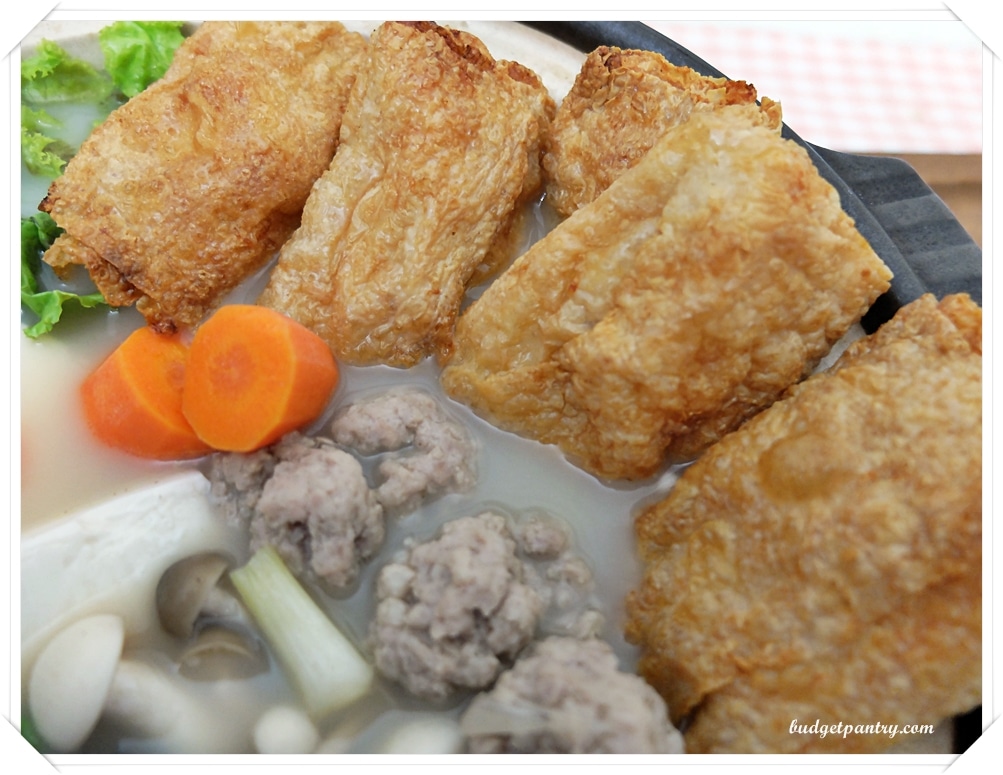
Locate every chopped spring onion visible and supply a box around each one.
[230,546,374,719]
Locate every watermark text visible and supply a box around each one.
[789,718,935,740]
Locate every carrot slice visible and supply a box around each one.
[80,326,212,460]
[182,305,339,452]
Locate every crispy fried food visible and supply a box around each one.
[440,104,892,480]
[543,46,781,218]
[684,572,981,753]
[40,21,367,332]
[256,21,555,367]
[625,293,982,753]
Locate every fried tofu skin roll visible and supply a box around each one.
[257,21,555,367]
[543,46,781,218]
[440,105,891,480]
[625,293,982,753]
[41,21,367,332]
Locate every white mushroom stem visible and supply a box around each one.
[28,615,230,754]
[101,660,223,753]
[28,614,125,753]
[202,585,249,623]
[378,716,465,754]
[253,705,320,754]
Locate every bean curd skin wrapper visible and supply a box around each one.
[258,21,555,367]
[542,45,782,218]
[41,21,368,332]
[625,293,982,753]
[440,104,893,480]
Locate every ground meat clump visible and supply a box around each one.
[369,512,544,700]
[461,636,685,754]
[513,513,604,639]
[329,387,477,514]
[208,432,384,591]
[207,438,285,524]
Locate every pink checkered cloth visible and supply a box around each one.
[643,22,982,154]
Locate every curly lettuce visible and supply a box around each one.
[20,39,114,178]
[21,212,107,339]
[99,21,185,98]
[20,38,114,104]
[20,105,76,177]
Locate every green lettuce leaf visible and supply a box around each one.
[21,212,107,339]
[21,105,74,177]
[20,39,115,178]
[99,21,185,98]
[20,38,113,104]
[21,103,62,135]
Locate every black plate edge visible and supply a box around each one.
[521,20,983,330]
[524,19,983,755]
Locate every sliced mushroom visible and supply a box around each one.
[28,614,125,752]
[156,552,237,638]
[177,623,269,681]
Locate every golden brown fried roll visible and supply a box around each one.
[625,293,982,753]
[683,572,980,753]
[440,104,891,480]
[41,21,367,332]
[257,21,555,367]
[543,46,781,218]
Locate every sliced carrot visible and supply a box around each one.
[181,305,339,452]
[80,326,212,460]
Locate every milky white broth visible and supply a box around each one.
[19,21,685,753]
